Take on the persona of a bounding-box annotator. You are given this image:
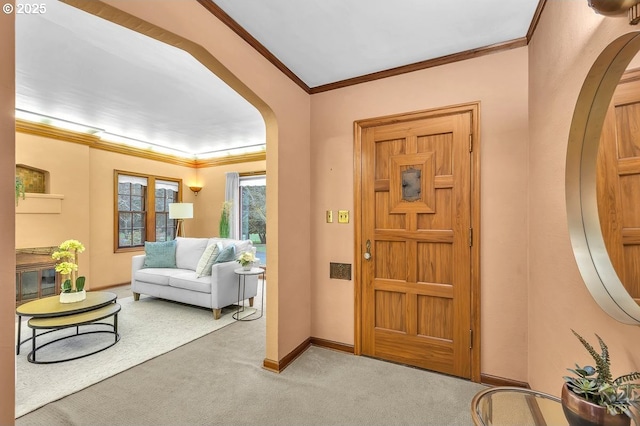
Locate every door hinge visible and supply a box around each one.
[469,134,473,152]
[469,228,473,247]
[469,329,473,349]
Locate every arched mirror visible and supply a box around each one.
[566,32,640,325]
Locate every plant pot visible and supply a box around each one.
[59,289,86,304]
[242,265,252,271]
[561,383,631,426]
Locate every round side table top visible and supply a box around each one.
[16,291,117,317]
[234,267,265,275]
[471,386,566,426]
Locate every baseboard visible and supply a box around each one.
[262,338,311,373]
[262,336,354,373]
[310,337,354,354]
[480,373,530,388]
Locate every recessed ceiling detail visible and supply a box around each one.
[16,0,265,159]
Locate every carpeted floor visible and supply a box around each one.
[15,294,253,417]
[16,306,487,426]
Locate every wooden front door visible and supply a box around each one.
[597,69,640,305]
[355,104,480,380]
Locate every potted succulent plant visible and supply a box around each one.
[562,329,640,426]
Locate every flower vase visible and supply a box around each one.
[242,264,252,271]
[59,289,86,304]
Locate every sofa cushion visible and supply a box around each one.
[175,237,209,270]
[215,244,236,263]
[169,271,212,293]
[195,243,222,278]
[143,240,177,268]
[134,268,189,286]
[209,238,253,255]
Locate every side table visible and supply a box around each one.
[471,386,567,426]
[233,267,265,321]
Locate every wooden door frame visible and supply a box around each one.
[353,102,481,382]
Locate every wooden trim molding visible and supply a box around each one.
[196,0,310,93]
[480,373,530,389]
[198,0,543,94]
[526,0,547,43]
[17,119,265,168]
[262,338,312,373]
[309,337,355,354]
[310,38,527,94]
[262,337,354,373]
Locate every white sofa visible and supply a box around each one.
[131,237,258,319]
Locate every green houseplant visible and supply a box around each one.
[15,176,25,206]
[562,330,640,425]
[219,201,231,238]
[52,239,87,303]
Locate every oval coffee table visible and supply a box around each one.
[16,291,120,363]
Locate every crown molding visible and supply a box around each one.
[196,0,310,93]
[16,119,265,168]
[201,0,545,94]
[310,38,528,94]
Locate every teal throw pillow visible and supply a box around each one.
[195,243,221,278]
[143,240,177,268]
[214,244,236,264]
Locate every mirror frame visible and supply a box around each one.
[566,31,640,325]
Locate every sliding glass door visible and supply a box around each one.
[239,175,266,266]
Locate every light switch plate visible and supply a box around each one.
[326,210,333,223]
[338,210,349,223]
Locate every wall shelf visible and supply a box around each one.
[16,193,64,214]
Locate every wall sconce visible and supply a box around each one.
[189,186,203,196]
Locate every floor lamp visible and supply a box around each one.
[169,203,193,238]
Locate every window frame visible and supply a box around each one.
[113,170,182,253]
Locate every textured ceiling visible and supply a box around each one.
[15,0,540,158]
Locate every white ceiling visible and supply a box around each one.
[15,0,540,158]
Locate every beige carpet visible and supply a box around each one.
[16,307,487,426]
[15,295,254,417]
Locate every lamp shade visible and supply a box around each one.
[169,203,193,219]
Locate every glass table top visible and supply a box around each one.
[471,386,567,426]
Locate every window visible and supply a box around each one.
[239,174,266,266]
[115,171,181,251]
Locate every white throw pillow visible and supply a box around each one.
[175,237,209,270]
[195,243,221,278]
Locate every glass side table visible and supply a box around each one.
[471,386,567,426]
[233,267,264,321]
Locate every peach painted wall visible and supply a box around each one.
[191,160,266,238]
[310,47,530,381]
[93,0,311,361]
[528,3,640,395]
[88,148,196,288]
[0,4,15,423]
[15,134,196,289]
[16,133,91,253]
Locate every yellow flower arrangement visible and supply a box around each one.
[237,250,258,268]
[52,239,86,293]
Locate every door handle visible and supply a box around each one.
[364,239,372,260]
